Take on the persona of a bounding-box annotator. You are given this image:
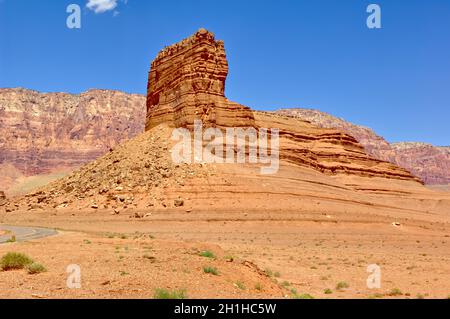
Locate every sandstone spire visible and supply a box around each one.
[146,28,255,130]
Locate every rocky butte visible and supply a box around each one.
[145,29,419,182]
[146,28,255,130]
[6,29,450,215]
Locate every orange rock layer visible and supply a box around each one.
[146,29,255,130]
[145,29,420,183]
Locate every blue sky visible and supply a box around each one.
[1,0,449,145]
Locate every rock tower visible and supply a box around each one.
[146,28,255,130]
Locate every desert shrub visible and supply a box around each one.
[324,288,333,294]
[203,266,219,275]
[154,288,186,299]
[388,288,403,296]
[336,281,349,290]
[199,250,215,259]
[0,252,34,271]
[27,262,47,274]
[235,281,245,290]
[264,268,273,277]
[6,235,16,243]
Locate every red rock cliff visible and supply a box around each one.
[146,28,255,130]
[0,88,146,176]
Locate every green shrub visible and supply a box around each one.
[388,288,403,296]
[199,250,215,259]
[324,288,333,294]
[336,281,349,290]
[264,268,273,277]
[27,263,47,274]
[0,252,34,271]
[154,288,186,299]
[235,281,245,290]
[203,266,219,275]
[6,235,16,243]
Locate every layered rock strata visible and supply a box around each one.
[146,29,420,183]
[146,28,255,130]
[276,108,449,185]
[0,88,146,176]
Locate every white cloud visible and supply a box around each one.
[86,0,119,14]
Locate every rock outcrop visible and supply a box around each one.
[145,29,419,183]
[276,108,450,185]
[390,143,450,185]
[146,28,255,130]
[0,88,146,178]
[6,29,441,214]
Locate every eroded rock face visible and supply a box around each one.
[146,28,255,130]
[391,143,450,185]
[255,111,420,182]
[276,108,450,185]
[0,88,146,176]
[145,29,419,183]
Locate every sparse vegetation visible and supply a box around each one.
[0,252,34,271]
[203,266,219,275]
[368,293,385,299]
[255,283,263,291]
[199,250,215,259]
[336,281,349,290]
[154,288,187,299]
[324,288,333,294]
[292,293,314,299]
[264,268,273,277]
[6,235,16,243]
[26,262,47,274]
[235,281,245,290]
[416,293,425,299]
[281,281,290,287]
[388,288,403,296]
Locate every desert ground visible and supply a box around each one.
[1,159,449,299]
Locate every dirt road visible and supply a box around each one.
[0,225,57,243]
